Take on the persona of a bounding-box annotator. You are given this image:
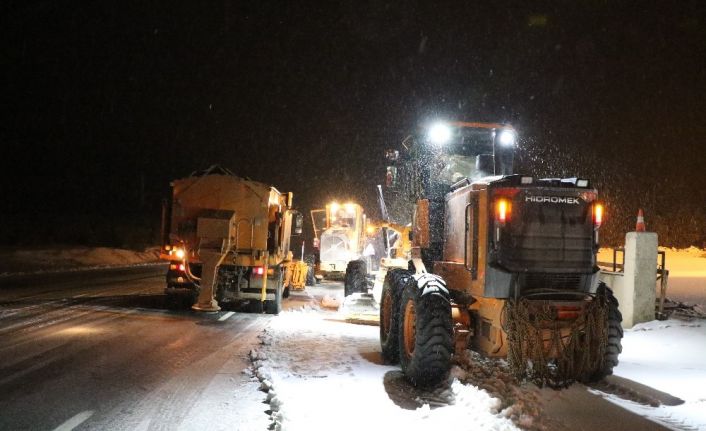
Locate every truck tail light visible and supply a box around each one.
[253,267,265,276]
[170,263,186,272]
[495,198,511,224]
[594,203,603,229]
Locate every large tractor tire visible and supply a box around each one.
[304,254,317,286]
[344,259,367,297]
[398,276,453,387]
[379,269,412,364]
[583,283,623,382]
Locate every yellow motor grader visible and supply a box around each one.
[378,122,622,388]
[311,202,367,281]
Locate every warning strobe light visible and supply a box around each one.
[594,203,604,228]
[495,198,511,224]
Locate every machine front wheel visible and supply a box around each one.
[344,259,367,297]
[398,279,453,387]
[380,269,412,364]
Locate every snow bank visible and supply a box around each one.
[249,308,519,431]
[0,246,161,276]
[608,319,706,430]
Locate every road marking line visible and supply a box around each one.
[218,311,235,321]
[54,410,94,431]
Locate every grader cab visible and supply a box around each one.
[379,122,622,388]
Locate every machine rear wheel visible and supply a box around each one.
[398,279,453,387]
[344,259,367,297]
[379,269,411,364]
[583,284,623,382]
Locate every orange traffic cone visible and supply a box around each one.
[635,209,646,232]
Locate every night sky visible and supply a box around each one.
[2,1,705,247]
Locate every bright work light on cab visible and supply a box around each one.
[498,129,516,147]
[428,122,452,146]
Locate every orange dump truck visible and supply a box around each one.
[160,165,303,313]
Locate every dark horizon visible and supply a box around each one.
[2,1,705,248]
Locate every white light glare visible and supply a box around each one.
[498,129,516,146]
[428,122,452,145]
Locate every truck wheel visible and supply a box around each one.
[186,289,199,308]
[586,284,624,382]
[398,277,453,387]
[344,259,367,297]
[165,292,180,310]
[165,288,198,310]
[304,255,317,286]
[380,269,412,364]
[265,270,283,315]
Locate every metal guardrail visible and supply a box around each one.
[600,247,670,320]
[656,250,669,320]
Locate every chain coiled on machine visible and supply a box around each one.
[503,292,609,388]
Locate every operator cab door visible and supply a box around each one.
[437,185,487,298]
[434,185,482,295]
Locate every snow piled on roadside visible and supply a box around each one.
[0,246,161,276]
[607,319,706,430]
[249,308,519,431]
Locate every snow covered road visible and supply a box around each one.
[0,265,703,430]
[247,292,702,431]
[249,308,520,431]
